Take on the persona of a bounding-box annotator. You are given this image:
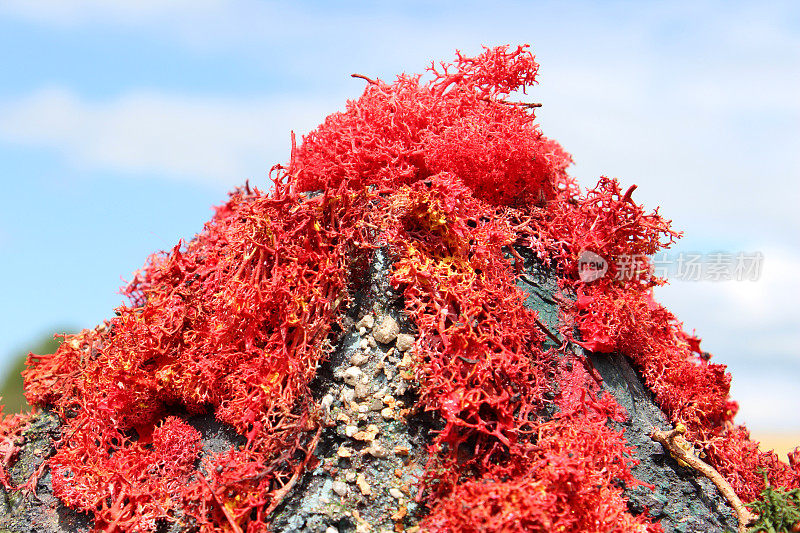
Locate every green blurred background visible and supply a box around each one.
[0,329,72,414]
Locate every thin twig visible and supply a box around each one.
[533,316,562,346]
[482,97,542,108]
[351,73,378,85]
[650,425,755,532]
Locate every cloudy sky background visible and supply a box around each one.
[0,1,797,433]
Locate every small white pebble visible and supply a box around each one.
[345,425,358,437]
[326,527,339,533]
[332,480,348,497]
[354,382,371,399]
[340,388,355,404]
[398,352,413,369]
[343,366,363,387]
[357,315,375,330]
[395,333,415,352]
[356,473,372,496]
[337,446,353,458]
[358,326,367,336]
[373,316,399,344]
[345,470,357,483]
[389,488,404,499]
[321,394,334,410]
[367,336,377,348]
[381,407,394,420]
[367,445,389,458]
[359,338,369,350]
[350,352,370,366]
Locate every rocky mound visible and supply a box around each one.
[2,45,798,532]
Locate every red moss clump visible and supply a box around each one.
[17,181,374,530]
[294,45,571,207]
[50,417,202,531]
[1,44,797,531]
[422,416,658,533]
[531,172,800,501]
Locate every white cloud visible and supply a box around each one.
[653,245,800,430]
[732,373,800,432]
[0,88,339,186]
[654,247,800,357]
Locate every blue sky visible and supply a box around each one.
[0,1,798,432]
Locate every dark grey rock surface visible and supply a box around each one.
[516,254,739,532]
[0,411,92,533]
[589,351,739,532]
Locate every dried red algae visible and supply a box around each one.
[15,180,375,530]
[1,44,797,532]
[536,176,800,502]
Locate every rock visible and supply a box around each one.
[393,445,410,456]
[337,446,353,458]
[350,352,370,366]
[515,253,739,532]
[1,248,743,533]
[352,424,380,442]
[332,481,348,497]
[342,366,363,387]
[356,315,375,330]
[366,444,389,458]
[354,382,371,399]
[395,333,415,352]
[321,394,334,411]
[372,316,399,344]
[340,387,355,404]
[356,474,372,496]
